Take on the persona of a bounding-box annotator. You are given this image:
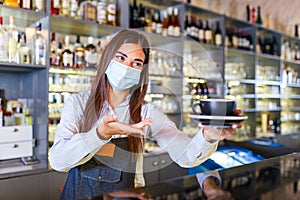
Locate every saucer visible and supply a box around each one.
[189,114,248,128]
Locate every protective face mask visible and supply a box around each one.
[105,60,142,90]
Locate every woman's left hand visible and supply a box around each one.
[201,123,243,143]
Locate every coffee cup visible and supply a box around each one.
[192,99,237,116]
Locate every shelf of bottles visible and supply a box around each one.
[47,30,106,145]
[48,67,96,145]
[0,2,49,163]
[279,29,300,135]
[0,5,47,124]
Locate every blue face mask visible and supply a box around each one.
[105,60,142,90]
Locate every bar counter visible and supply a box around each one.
[99,152,300,200]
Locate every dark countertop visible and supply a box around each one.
[96,152,300,200]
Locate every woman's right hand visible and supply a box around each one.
[96,114,152,140]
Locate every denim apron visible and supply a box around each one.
[61,137,136,200]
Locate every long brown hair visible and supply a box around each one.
[81,30,150,155]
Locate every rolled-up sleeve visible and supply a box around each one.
[149,105,218,168]
[48,93,110,172]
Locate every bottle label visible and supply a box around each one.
[53,0,60,8]
[215,34,222,46]
[156,23,163,34]
[167,25,174,37]
[199,29,205,41]
[85,51,98,68]
[62,52,73,67]
[23,0,31,9]
[107,4,116,15]
[86,5,97,21]
[173,26,181,37]
[35,0,44,11]
[8,38,17,57]
[205,30,212,41]
[107,3,116,23]
[70,0,78,13]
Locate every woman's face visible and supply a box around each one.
[112,43,146,70]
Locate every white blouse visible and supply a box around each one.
[48,90,218,186]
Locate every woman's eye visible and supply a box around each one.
[133,62,143,68]
[115,55,125,61]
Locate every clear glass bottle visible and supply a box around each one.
[34,0,44,12]
[6,16,18,63]
[33,22,46,65]
[85,36,97,68]
[73,35,85,68]
[17,32,32,64]
[0,16,7,62]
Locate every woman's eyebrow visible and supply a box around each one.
[116,51,128,58]
[134,58,144,63]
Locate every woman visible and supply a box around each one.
[49,30,240,199]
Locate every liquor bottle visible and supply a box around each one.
[6,16,18,63]
[33,22,46,65]
[0,16,7,62]
[82,1,97,22]
[144,8,152,33]
[97,0,107,24]
[184,15,190,37]
[167,7,174,37]
[214,21,222,46]
[85,36,97,68]
[34,0,44,12]
[73,35,85,68]
[60,0,71,17]
[155,10,162,35]
[61,35,73,67]
[50,0,59,15]
[295,24,299,38]
[162,10,169,37]
[264,10,270,28]
[204,20,212,44]
[106,0,116,26]
[17,32,32,64]
[138,3,145,28]
[3,0,19,7]
[198,19,205,43]
[54,42,63,66]
[173,8,180,37]
[251,7,256,24]
[21,0,32,10]
[130,0,139,28]
[50,32,58,66]
[150,8,156,33]
[246,4,250,22]
[256,6,262,25]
